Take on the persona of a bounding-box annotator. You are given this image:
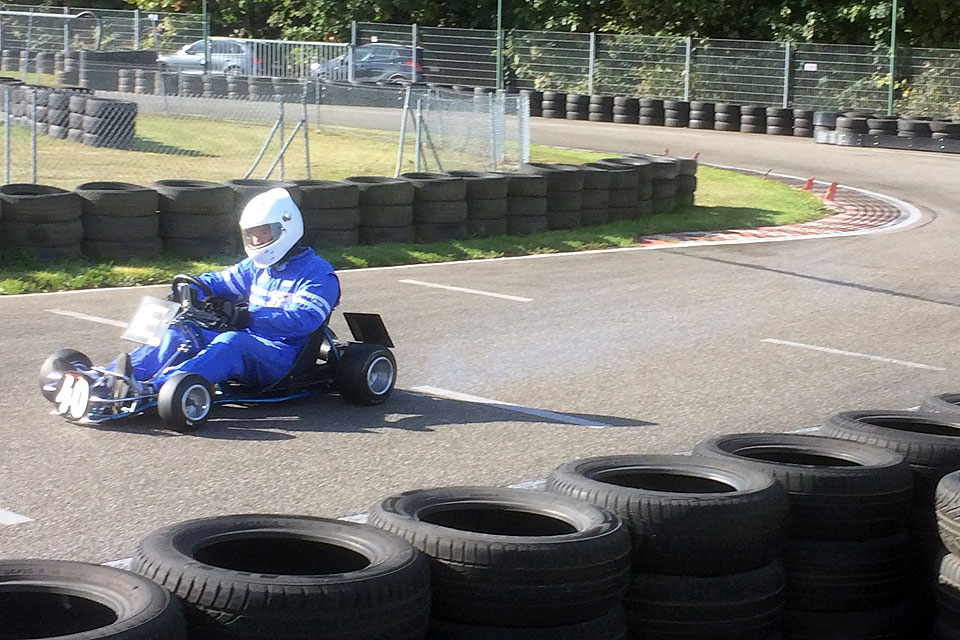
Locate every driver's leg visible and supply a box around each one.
[157,331,296,389]
[127,323,213,381]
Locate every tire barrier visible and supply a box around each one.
[0,183,83,261]
[152,179,237,258]
[132,514,431,640]
[178,73,203,98]
[520,162,584,230]
[134,69,155,95]
[566,93,589,121]
[694,432,916,639]
[590,160,640,220]
[75,181,161,260]
[688,100,715,130]
[224,178,303,221]
[501,172,549,234]
[613,96,639,125]
[343,176,416,244]
[647,156,682,214]
[740,105,767,134]
[202,73,229,99]
[793,109,814,137]
[117,68,134,94]
[368,486,632,628]
[766,106,794,136]
[294,179,361,248]
[0,559,188,639]
[444,170,509,238]
[155,71,178,96]
[588,94,614,123]
[80,98,138,149]
[936,472,960,640]
[400,172,469,242]
[520,89,542,117]
[227,75,250,100]
[605,156,655,217]
[663,100,690,128]
[540,90,566,119]
[578,164,611,225]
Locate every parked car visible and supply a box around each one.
[311,43,430,83]
[158,38,262,75]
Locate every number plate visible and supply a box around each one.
[55,373,90,419]
[122,296,181,346]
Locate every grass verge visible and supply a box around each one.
[0,160,829,294]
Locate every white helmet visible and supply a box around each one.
[239,188,304,268]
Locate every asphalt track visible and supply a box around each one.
[1,114,958,563]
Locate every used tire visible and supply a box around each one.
[359,225,415,245]
[0,183,81,222]
[414,200,468,224]
[134,514,429,639]
[401,172,468,202]
[368,486,631,627]
[546,454,788,575]
[466,197,507,220]
[444,170,509,200]
[160,212,237,239]
[922,394,960,417]
[416,221,469,242]
[344,176,415,206]
[157,372,213,432]
[75,181,158,217]
[502,172,547,197]
[223,178,302,211]
[937,471,960,556]
[83,237,163,260]
[427,606,627,640]
[83,213,158,241]
[39,348,92,402]
[506,196,547,217]
[152,180,234,215]
[0,559,187,640]
[293,180,360,209]
[693,433,913,540]
[302,207,360,231]
[2,219,82,246]
[520,163,585,191]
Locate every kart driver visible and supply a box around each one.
[113,187,341,397]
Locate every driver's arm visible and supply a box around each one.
[247,273,340,340]
[196,261,254,302]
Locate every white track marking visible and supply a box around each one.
[0,509,33,525]
[762,338,946,371]
[412,385,609,428]
[399,279,533,302]
[47,309,128,328]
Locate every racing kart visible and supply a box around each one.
[39,274,397,432]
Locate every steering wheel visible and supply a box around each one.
[170,274,213,304]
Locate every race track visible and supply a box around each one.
[1,119,958,562]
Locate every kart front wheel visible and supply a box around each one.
[336,343,397,406]
[158,373,213,432]
[39,348,92,403]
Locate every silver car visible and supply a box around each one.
[158,38,261,75]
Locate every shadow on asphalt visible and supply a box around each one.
[78,389,655,440]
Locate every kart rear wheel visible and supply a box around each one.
[39,348,92,402]
[158,373,213,433]
[336,343,397,405]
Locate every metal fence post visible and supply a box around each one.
[63,6,70,52]
[4,87,9,185]
[782,41,791,108]
[411,23,419,84]
[414,98,423,172]
[278,97,285,180]
[888,0,898,115]
[683,36,692,101]
[30,89,36,183]
[301,87,311,179]
[518,94,530,164]
[587,32,596,95]
[134,9,140,50]
[348,21,357,83]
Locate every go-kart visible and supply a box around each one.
[39,274,397,432]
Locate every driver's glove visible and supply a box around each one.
[216,299,250,330]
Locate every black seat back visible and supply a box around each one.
[260,320,330,393]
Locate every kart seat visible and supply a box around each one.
[259,320,333,393]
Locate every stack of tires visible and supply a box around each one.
[565,93,589,120]
[294,179,360,248]
[75,182,161,260]
[117,69,134,93]
[547,455,788,640]
[203,74,229,99]
[45,88,72,139]
[445,170,509,238]
[249,76,275,101]
[134,69,155,95]
[133,514,431,639]
[613,97,639,124]
[740,105,766,133]
[867,117,897,137]
[639,98,665,126]
[344,176,415,245]
[713,102,740,131]
[664,100,690,127]
[228,75,249,100]
[155,71,178,96]
[931,121,960,141]
[813,112,838,140]
[766,107,793,135]
[934,470,960,639]
[274,77,303,103]
[607,156,653,217]
[520,162,583,230]
[502,172,549,234]
[822,409,960,631]
[793,109,814,137]
[0,184,83,261]
[178,73,203,98]
[579,164,611,226]
[81,98,137,149]
[224,178,302,217]
[688,101,715,129]
[401,172,469,243]
[1,49,19,71]
[540,91,566,119]
[837,115,869,137]
[369,487,632,640]
[899,118,932,139]
[645,156,681,213]
[695,433,915,640]
[674,156,698,207]
[21,86,51,135]
[591,160,639,220]
[520,89,542,117]
[153,179,237,258]
[588,95,614,122]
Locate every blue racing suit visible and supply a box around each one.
[129,247,340,389]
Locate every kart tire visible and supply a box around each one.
[152,180,235,215]
[39,348,92,402]
[693,433,913,540]
[546,454,788,576]
[0,183,81,223]
[74,181,159,217]
[0,559,186,640]
[336,342,397,405]
[426,606,628,640]
[132,514,430,640]
[922,394,960,417]
[158,373,213,432]
[292,180,360,209]
[821,410,960,506]
[367,486,631,627]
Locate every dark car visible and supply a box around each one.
[311,43,432,83]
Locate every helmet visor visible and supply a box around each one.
[243,222,283,250]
